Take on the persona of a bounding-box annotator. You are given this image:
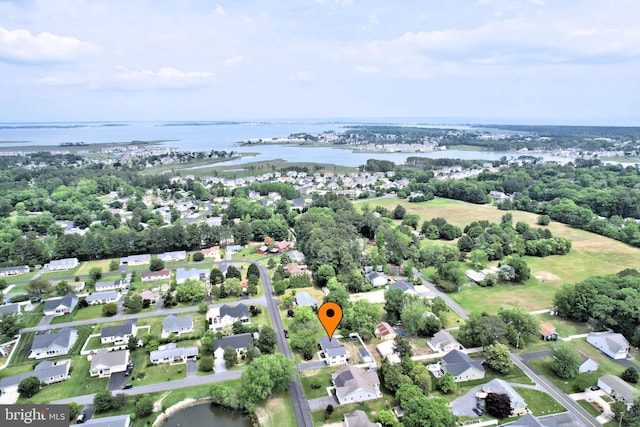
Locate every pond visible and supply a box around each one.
[162,403,251,427]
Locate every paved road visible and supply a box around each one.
[307,395,338,411]
[298,361,328,371]
[414,268,469,320]
[519,349,552,361]
[52,370,243,406]
[21,296,267,333]
[510,353,602,427]
[252,261,313,427]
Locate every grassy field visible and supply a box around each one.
[577,399,603,417]
[40,267,81,280]
[255,392,298,427]
[75,259,119,275]
[515,387,564,416]
[535,314,592,338]
[3,270,37,283]
[359,197,640,312]
[300,368,338,399]
[21,304,44,328]
[311,392,392,425]
[10,332,35,365]
[50,305,107,324]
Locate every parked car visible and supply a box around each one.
[473,407,484,416]
[76,412,86,424]
[590,385,600,391]
[122,383,133,389]
[283,329,289,339]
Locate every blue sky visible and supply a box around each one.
[0,0,639,124]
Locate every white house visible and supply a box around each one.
[212,333,253,359]
[161,315,194,338]
[119,254,151,266]
[175,267,210,284]
[100,321,137,345]
[579,354,599,373]
[42,293,78,316]
[150,343,198,364]
[440,349,485,382]
[320,336,349,366]
[0,359,71,395]
[201,246,221,260]
[332,365,382,405]
[598,374,638,407]
[89,349,130,378]
[389,280,417,295]
[157,251,186,262]
[45,258,79,271]
[95,279,126,292]
[207,304,250,330]
[29,328,78,359]
[141,268,171,282]
[366,271,388,288]
[587,332,630,359]
[82,415,131,427]
[429,330,464,353]
[376,340,401,365]
[0,265,29,277]
[344,410,380,427]
[86,291,120,305]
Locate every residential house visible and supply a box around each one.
[0,265,29,277]
[100,321,137,345]
[140,290,159,303]
[366,271,388,288]
[86,291,120,305]
[429,331,464,353]
[207,304,250,330]
[539,322,559,341]
[157,251,187,262]
[291,198,307,211]
[176,267,210,284]
[202,246,221,260]
[598,374,638,407]
[68,281,85,292]
[0,359,71,395]
[82,415,131,427]
[141,268,171,282]
[0,303,20,316]
[42,293,78,316]
[320,336,349,366]
[344,410,380,427]
[376,341,400,365]
[440,349,485,382]
[119,254,150,266]
[95,279,126,292]
[283,263,308,276]
[161,315,194,338]
[476,379,527,416]
[212,333,253,359]
[225,245,242,255]
[89,349,130,378]
[29,328,78,359]
[587,331,630,359]
[504,413,582,427]
[374,322,396,341]
[332,365,382,405]
[270,240,290,253]
[207,216,223,227]
[288,250,305,263]
[579,354,599,373]
[389,280,417,295]
[295,291,317,307]
[150,343,198,364]
[45,258,79,271]
[256,245,269,254]
[218,262,230,277]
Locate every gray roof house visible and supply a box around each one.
[332,365,382,405]
[119,254,150,266]
[288,250,306,263]
[86,291,119,305]
[175,267,210,284]
[42,293,78,316]
[440,349,485,382]
[295,291,317,307]
[95,279,126,292]
[477,379,527,416]
[206,303,250,330]
[505,412,582,427]
[366,271,388,287]
[389,280,417,295]
[587,331,630,360]
[161,315,194,338]
[0,359,71,393]
[213,333,253,358]
[320,336,348,366]
[344,410,380,427]
[598,374,638,407]
[82,415,131,427]
[0,265,29,277]
[100,321,137,345]
[45,258,79,271]
[0,303,21,316]
[29,328,78,359]
[429,330,463,353]
[157,251,187,262]
[150,343,198,364]
[89,349,130,378]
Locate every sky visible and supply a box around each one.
[0,0,639,124]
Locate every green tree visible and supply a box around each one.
[437,372,457,394]
[273,280,288,295]
[316,264,336,287]
[68,402,81,422]
[176,279,206,303]
[384,287,406,324]
[401,299,433,336]
[93,389,113,413]
[247,263,260,279]
[102,302,118,316]
[199,355,214,372]
[393,205,406,220]
[198,301,209,314]
[256,326,277,354]
[0,311,22,338]
[226,265,241,279]
[123,294,143,313]
[377,409,397,427]
[149,258,165,272]
[501,255,530,282]
[221,278,243,298]
[484,343,513,374]
[393,335,413,358]
[88,267,103,281]
[498,306,540,347]
[127,335,137,352]
[17,376,41,398]
[622,366,639,384]
[537,215,551,226]
[55,280,72,296]
[135,396,154,417]
[267,258,276,269]
[469,249,489,270]
[109,260,119,271]
[342,299,381,335]
[27,277,53,300]
[210,268,225,285]
[551,344,581,379]
[223,346,238,368]
[239,354,295,405]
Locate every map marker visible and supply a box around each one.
[318,302,343,340]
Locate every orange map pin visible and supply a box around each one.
[318,302,343,340]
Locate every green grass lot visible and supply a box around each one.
[10,332,35,365]
[577,399,603,417]
[137,362,186,386]
[50,304,106,324]
[19,355,109,403]
[515,387,564,416]
[20,304,44,328]
[84,335,113,351]
[4,270,37,283]
[255,391,297,427]
[136,313,204,337]
[535,314,592,338]
[279,307,324,363]
[311,392,393,425]
[40,267,81,280]
[300,368,338,399]
[75,259,119,276]
[529,338,635,395]
[363,197,640,312]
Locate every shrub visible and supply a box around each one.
[310,378,323,389]
[193,252,204,262]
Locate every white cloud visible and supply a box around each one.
[287,70,313,81]
[0,26,96,64]
[223,55,244,67]
[212,4,226,16]
[354,65,380,74]
[368,14,379,25]
[113,66,214,89]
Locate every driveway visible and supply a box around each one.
[186,360,197,376]
[307,395,338,411]
[451,385,483,418]
[214,357,226,373]
[38,315,54,327]
[108,372,127,391]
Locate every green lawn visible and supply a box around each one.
[311,392,393,425]
[4,270,37,283]
[300,368,338,399]
[75,259,119,275]
[21,304,45,328]
[10,332,35,365]
[50,304,107,324]
[136,362,186,386]
[577,399,603,417]
[256,392,298,427]
[40,267,81,280]
[516,387,564,416]
[535,314,592,338]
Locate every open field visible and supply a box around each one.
[535,314,592,338]
[515,387,564,416]
[311,391,393,425]
[256,393,297,427]
[300,368,338,400]
[358,197,640,312]
[75,259,118,275]
[50,305,106,324]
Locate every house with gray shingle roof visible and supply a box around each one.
[587,331,630,359]
[389,280,417,295]
[86,291,120,305]
[477,378,527,416]
[332,365,381,405]
[89,349,130,378]
[212,333,253,360]
[0,265,29,277]
[82,415,131,427]
[429,330,463,353]
[150,343,198,364]
[95,279,126,292]
[295,291,317,307]
[344,410,380,427]
[320,336,349,366]
[161,315,193,338]
[440,349,485,382]
[100,321,137,345]
[29,328,78,359]
[206,304,249,330]
[598,374,638,407]
[0,303,21,316]
[0,359,71,394]
[176,267,210,284]
[42,293,78,316]
[45,258,79,271]
[157,251,186,262]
